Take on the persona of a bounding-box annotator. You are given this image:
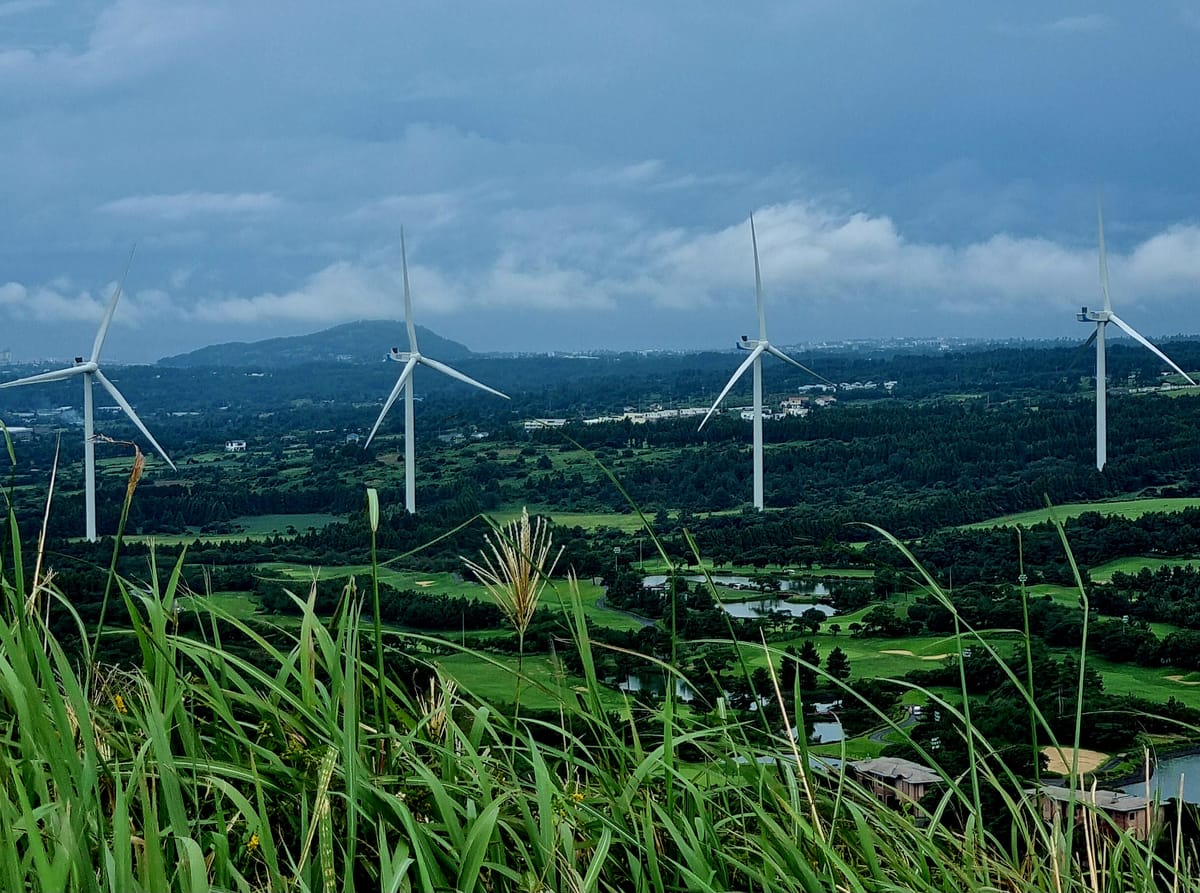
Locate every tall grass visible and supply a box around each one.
[0,439,1196,890]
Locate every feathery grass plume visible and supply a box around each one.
[463,507,562,638]
[464,507,561,717]
[415,669,458,743]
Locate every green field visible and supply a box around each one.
[258,564,648,632]
[125,512,343,545]
[489,508,646,532]
[1083,656,1200,711]
[1087,555,1200,582]
[963,498,1200,530]
[435,651,628,711]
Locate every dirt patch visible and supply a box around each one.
[1166,674,1200,685]
[1042,746,1108,775]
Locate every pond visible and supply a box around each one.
[642,575,830,597]
[720,599,836,619]
[1121,751,1200,805]
[620,674,697,702]
[641,575,837,619]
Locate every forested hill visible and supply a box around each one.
[158,320,473,368]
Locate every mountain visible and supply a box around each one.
[157,320,473,368]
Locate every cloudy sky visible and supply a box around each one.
[2,1,1199,363]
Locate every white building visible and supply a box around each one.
[224,440,247,453]
[523,418,568,431]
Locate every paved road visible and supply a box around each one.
[868,709,920,743]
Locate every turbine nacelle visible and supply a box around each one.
[389,348,416,362]
[738,336,766,351]
[1077,307,1110,323]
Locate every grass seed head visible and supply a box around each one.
[463,507,562,637]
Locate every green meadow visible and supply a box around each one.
[963,497,1200,530]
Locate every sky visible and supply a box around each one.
[2,0,1200,363]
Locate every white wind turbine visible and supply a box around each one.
[0,250,176,541]
[698,216,828,510]
[364,230,509,512]
[1077,200,1196,471]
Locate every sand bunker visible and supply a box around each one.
[1042,746,1108,775]
[880,649,951,661]
[881,649,915,656]
[1166,674,1200,685]
[415,580,436,588]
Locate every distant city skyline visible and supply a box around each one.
[2,1,1199,363]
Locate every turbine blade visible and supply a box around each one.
[401,228,418,353]
[364,357,417,448]
[1108,314,1197,385]
[698,343,765,430]
[0,366,83,388]
[764,344,834,386]
[751,215,767,341]
[1063,329,1099,373]
[1097,195,1112,313]
[91,244,137,363]
[419,356,509,399]
[93,369,176,470]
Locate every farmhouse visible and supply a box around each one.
[224,440,247,453]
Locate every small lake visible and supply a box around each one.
[641,575,836,619]
[620,674,696,702]
[642,575,829,596]
[720,599,836,619]
[1121,752,1200,805]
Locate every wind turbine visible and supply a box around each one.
[0,250,176,541]
[698,216,828,510]
[364,230,509,513]
[1077,200,1196,471]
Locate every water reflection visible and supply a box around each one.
[1121,753,1200,805]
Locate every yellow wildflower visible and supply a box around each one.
[247,832,260,852]
[113,694,127,715]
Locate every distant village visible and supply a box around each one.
[523,380,896,431]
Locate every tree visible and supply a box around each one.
[798,607,827,636]
[828,623,842,637]
[825,646,851,682]
[796,639,821,691]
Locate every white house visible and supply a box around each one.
[224,440,247,453]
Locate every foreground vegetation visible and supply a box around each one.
[3,449,1200,891]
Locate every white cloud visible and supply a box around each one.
[0,0,227,91]
[0,0,50,18]
[993,13,1113,36]
[1044,14,1112,33]
[6,200,1200,339]
[99,191,284,220]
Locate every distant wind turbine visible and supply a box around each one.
[698,216,828,510]
[0,249,176,541]
[1077,199,1196,471]
[364,230,509,512]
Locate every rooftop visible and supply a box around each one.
[849,757,942,786]
[1035,785,1152,813]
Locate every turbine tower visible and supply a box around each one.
[698,216,827,510]
[0,250,176,541]
[1077,199,1195,471]
[364,230,509,512]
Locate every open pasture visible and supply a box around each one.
[962,497,1200,530]
[1086,555,1200,582]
